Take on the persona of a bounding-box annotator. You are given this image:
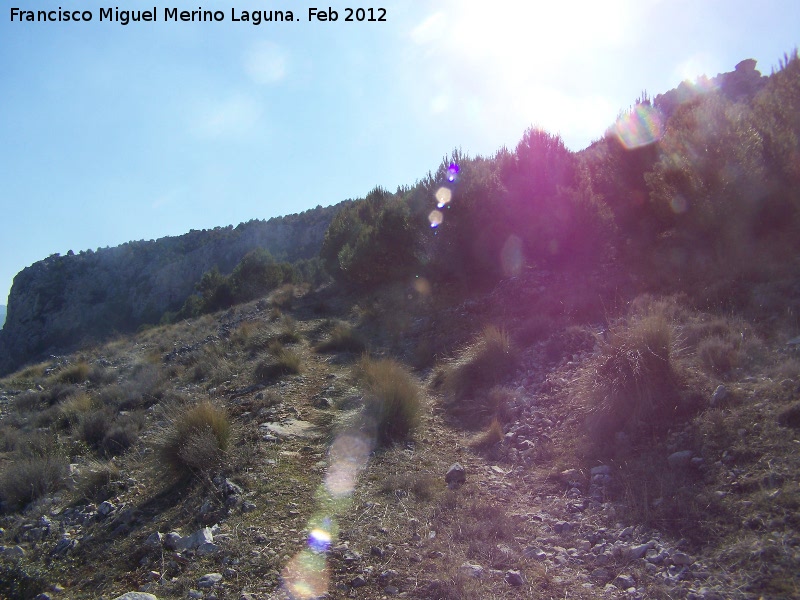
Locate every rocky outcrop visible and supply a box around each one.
[0,203,346,375]
[654,59,767,120]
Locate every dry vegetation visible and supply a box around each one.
[0,270,798,600]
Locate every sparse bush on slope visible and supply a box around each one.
[0,456,69,512]
[56,360,90,384]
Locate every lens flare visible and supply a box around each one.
[501,235,524,276]
[447,163,460,182]
[323,433,372,498]
[670,195,688,214]
[308,527,332,553]
[435,187,452,208]
[413,276,432,296]
[614,104,664,149]
[282,549,329,600]
[428,210,444,228]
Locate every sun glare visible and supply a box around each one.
[410,0,639,148]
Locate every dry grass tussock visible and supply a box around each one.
[55,360,90,384]
[314,321,366,353]
[358,356,423,446]
[437,326,519,427]
[579,309,683,443]
[0,456,69,512]
[159,400,232,478]
[253,341,302,383]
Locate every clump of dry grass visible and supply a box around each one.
[100,412,146,457]
[276,315,301,344]
[253,341,302,383]
[697,336,742,375]
[514,314,554,347]
[380,471,438,501]
[77,459,121,502]
[437,326,519,427]
[470,417,505,457]
[160,400,232,477]
[315,321,366,354]
[58,392,95,427]
[778,402,800,429]
[271,283,296,309]
[189,346,237,386]
[56,360,90,384]
[581,311,683,443]
[358,357,423,446]
[0,456,69,512]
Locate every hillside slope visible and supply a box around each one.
[0,273,798,599]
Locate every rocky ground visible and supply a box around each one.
[1,282,799,599]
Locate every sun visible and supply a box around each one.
[410,0,641,148]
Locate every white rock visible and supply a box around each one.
[98,501,116,517]
[671,551,694,566]
[627,543,650,560]
[184,527,214,550]
[591,465,611,476]
[197,573,223,588]
[459,562,484,578]
[667,450,694,468]
[163,532,184,551]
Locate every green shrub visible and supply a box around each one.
[320,187,419,288]
[0,561,48,599]
[15,430,62,459]
[359,357,423,446]
[160,401,231,477]
[13,390,43,413]
[0,456,69,511]
[0,425,21,452]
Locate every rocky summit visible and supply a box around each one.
[0,203,344,377]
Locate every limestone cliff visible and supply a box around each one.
[0,203,346,375]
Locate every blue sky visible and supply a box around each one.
[1,0,798,305]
